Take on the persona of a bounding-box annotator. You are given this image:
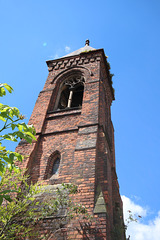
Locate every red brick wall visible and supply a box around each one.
[16,49,125,239]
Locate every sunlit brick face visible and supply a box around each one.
[15,47,125,239]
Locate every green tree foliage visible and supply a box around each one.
[0,83,36,204]
[0,168,88,240]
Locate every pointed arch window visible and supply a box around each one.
[44,151,61,180]
[52,157,60,175]
[57,75,85,110]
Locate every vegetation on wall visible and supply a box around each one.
[0,168,90,239]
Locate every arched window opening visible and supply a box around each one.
[52,157,60,175]
[57,75,85,110]
[44,151,61,180]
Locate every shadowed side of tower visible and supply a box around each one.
[16,40,125,240]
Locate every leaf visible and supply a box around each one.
[2,134,17,142]
[0,144,6,151]
[0,116,6,122]
[9,153,15,161]
[11,123,16,130]
[0,196,3,205]
[25,131,37,141]
[23,135,32,144]
[0,86,6,97]
[0,190,18,194]
[17,124,23,132]
[4,84,13,93]
[3,194,12,202]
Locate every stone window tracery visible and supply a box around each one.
[57,75,85,110]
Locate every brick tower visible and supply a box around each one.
[16,40,125,239]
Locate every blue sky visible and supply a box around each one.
[0,1,160,238]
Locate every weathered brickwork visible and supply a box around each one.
[16,47,125,239]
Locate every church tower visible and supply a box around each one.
[16,40,125,239]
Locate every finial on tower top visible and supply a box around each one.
[85,39,90,46]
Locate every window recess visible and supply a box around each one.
[57,75,85,110]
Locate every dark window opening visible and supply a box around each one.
[52,157,60,175]
[71,85,84,108]
[58,86,70,109]
[57,75,84,110]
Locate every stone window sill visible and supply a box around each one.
[47,107,81,119]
